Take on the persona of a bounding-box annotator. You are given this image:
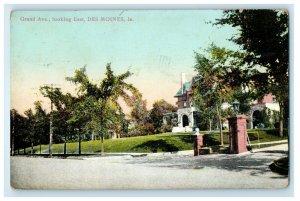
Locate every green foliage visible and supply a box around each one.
[11,64,140,155]
[149,99,177,133]
[202,128,287,147]
[10,102,50,155]
[216,10,288,84]
[33,101,49,145]
[125,91,154,136]
[21,129,287,154]
[40,86,76,144]
[24,109,35,145]
[253,108,280,129]
[231,88,252,114]
[66,63,138,154]
[215,10,289,135]
[26,132,194,154]
[11,109,28,153]
[193,44,246,144]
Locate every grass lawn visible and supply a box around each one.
[203,129,288,146]
[19,129,288,154]
[24,132,194,154]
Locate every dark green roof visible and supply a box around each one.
[174,80,192,97]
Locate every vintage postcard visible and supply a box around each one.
[10,9,289,190]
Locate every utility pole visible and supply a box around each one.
[41,83,60,158]
[31,88,42,155]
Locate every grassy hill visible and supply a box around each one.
[19,129,288,155]
[25,132,194,154]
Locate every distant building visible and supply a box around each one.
[166,73,279,132]
[171,73,198,132]
[249,93,279,129]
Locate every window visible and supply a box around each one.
[183,102,187,108]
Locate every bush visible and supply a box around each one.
[203,134,219,146]
[160,124,173,133]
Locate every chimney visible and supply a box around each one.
[181,73,186,94]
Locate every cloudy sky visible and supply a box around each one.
[10,10,239,113]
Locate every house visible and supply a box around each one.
[171,73,198,132]
[167,73,280,133]
[248,93,279,128]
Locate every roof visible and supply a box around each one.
[174,80,192,97]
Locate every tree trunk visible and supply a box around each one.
[216,105,224,146]
[23,147,26,155]
[64,135,67,155]
[39,134,42,155]
[78,131,81,155]
[279,102,284,137]
[100,105,105,156]
[11,139,14,156]
[11,124,15,156]
[31,142,34,155]
[209,119,212,131]
[101,134,104,156]
[49,116,53,158]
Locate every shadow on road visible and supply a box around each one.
[133,139,179,153]
[122,151,289,179]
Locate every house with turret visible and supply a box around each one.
[171,73,197,132]
[165,73,280,133]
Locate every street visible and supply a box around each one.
[10,144,289,189]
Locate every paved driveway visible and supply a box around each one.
[10,144,289,189]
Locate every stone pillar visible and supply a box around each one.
[190,112,194,128]
[194,134,203,156]
[227,115,248,154]
[179,114,183,127]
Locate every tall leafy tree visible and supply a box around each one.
[193,44,242,145]
[66,63,137,155]
[216,9,288,136]
[10,109,28,155]
[192,90,217,131]
[33,101,49,154]
[24,109,35,154]
[125,91,154,136]
[40,86,78,155]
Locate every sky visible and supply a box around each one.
[10,10,239,114]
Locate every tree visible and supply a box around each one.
[24,109,35,154]
[125,91,154,136]
[193,44,241,145]
[231,88,252,115]
[33,101,50,154]
[192,90,217,131]
[11,103,49,155]
[10,109,17,156]
[216,9,288,136]
[40,86,64,155]
[66,63,138,155]
[40,86,80,155]
[149,99,177,133]
[10,109,27,155]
